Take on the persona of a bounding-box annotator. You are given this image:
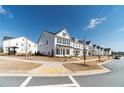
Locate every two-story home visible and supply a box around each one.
[2,36,37,55]
[37,28,73,57]
[104,48,112,56]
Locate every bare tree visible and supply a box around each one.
[98,48,101,62]
[83,37,86,64]
[25,39,28,59]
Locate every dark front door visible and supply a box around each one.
[63,49,65,55]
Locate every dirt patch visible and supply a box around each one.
[63,62,102,71]
[0,60,41,73]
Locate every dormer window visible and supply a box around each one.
[62,32,66,37]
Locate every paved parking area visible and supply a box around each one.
[0,58,124,87]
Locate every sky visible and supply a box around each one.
[0,5,124,52]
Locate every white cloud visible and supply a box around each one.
[86,17,106,29]
[0,5,7,14]
[117,27,124,32]
[0,5,13,18]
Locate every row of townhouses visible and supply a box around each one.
[2,28,112,56]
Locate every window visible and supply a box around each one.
[43,34,45,38]
[63,39,66,44]
[29,44,31,47]
[21,43,24,46]
[76,44,78,47]
[73,43,75,46]
[67,40,70,45]
[34,45,36,47]
[43,43,45,46]
[66,49,70,55]
[56,49,60,55]
[62,32,66,36]
[16,43,18,46]
[46,41,48,45]
[57,38,61,43]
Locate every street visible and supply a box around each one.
[0,58,124,87]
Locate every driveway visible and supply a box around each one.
[0,58,124,87]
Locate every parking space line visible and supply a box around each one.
[20,77,32,87]
[68,76,80,87]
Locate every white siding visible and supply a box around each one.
[3,37,37,54]
[37,32,54,55]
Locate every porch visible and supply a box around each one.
[54,45,72,57]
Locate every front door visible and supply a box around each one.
[63,49,65,55]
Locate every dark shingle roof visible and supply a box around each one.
[86,41,91,45]
[46,31,56,35]
[97,46,100,48]
[3,36,15,41]
[71,37,75,41]
[104,48,111,51]
[93,44,96,47]
[46,28,66,35]
[78,40,84,43]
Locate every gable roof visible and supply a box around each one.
[3,36,15,41]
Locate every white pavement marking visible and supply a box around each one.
[20,77,32,87]
[68,76,80,87]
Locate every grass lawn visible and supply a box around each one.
[0,59,41,73]
[63,61,102,71]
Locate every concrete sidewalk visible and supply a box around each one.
[0,56,109,64]
[0,56,112,77]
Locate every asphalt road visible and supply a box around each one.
[74,58,124,87]
[0,58,124,87]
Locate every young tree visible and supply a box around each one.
[51,49,54,57]
[98,54,101,62]
[83,39,86,64]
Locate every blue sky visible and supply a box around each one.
[0,5,124,52]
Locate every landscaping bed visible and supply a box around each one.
[63,61,102,71]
